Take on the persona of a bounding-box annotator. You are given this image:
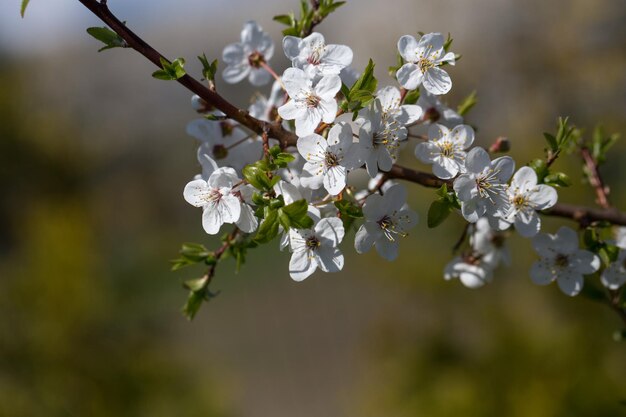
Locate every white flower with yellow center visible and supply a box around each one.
[288,217,345,281]
[278,67,341,137]
[501,166,558,238]
[355,184,418,261]
[396,33,455,95]
[222,21,274,86]
[531,226,600,296]
[415,123,474,179]
[283,32,353,78]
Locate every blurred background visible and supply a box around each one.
[1,0,626,416]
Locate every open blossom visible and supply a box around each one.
[249,80,286,122]
[297,122,362,195]
[415,124,474,179]
[501,166,558,238]
[531,226,600,296]
[278,67,341,137]
[222,21,274,86]
[187,118,262,172]
[183,166,258,235]
[355,184,418,261]
[357,100,403,177]
[288,217,345,281]
[444,255,494,289]
[283,32,353,78]
[471,217,511,268]
[601,250,626,290]
[376,86,423,126]
[396,33,455,95]
[453,147,515,223]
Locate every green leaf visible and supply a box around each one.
[528,159,549,183]
[279,199,314,230]
[350,59,377,96]
[152,57,186,81]
[170,242,215,271]
[20,0,30,17]
[197,54,218,82]
[86,26,127,52]
[456,91,477,116]
[427,200,452,228]
[254,209,280,243]
[182,290,209,320]
[543,172,572,188]
[184,275,209,292]
[403,89,420,105]
[242,165,274,190]
[273,14,294,25]
[543,133,558,152]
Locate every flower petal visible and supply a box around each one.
[422,67,452,95]
[396,63,422,90]
[289,249,317,281]
[315,217,345,245]
[183,179,210,207]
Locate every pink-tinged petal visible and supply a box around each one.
[202,206,223,235]
[316,217,345,245]
[557,272,584,296]
[289,249,317,281]
[465,147,491,174]
[248,67,271,86]
[282,67,311,97]
[295,109,323,137]
[314,75,342,99]
[277,100,306,121]
[355,222,382,254]
[323,165,347,195]
[396,64,422,90]
[183,179,210,207]
[530,185,558,209]
[530,261,555,285]
[397,35,419,61]
[222,43,245,65]
[450,124,474,148]
[570,250,600,274]
[315,246,344,273]
[222,64,250,84]
[514,212,541,238]
[375,238,399,261]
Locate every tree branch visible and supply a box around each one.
[76,0,626,228]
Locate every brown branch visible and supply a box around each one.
[581,147,610,209]
[76,0,626,229]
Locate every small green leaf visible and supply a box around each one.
[182,290,207,320]
[20,0,30,17]
[86,26,127,52]
[280,199,314,230]
[152,57,186,81]
[457,91,477,117]
[198,54,218,82]
[403,89,420,105]
[184,275,209,292]
[242,165,274,190]
[273,14,294,25]
[427,200,452,228]
[528,158,549,183]
[543,172,572,187]
[254,209,280,243]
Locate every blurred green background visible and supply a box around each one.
[1,0,625,416]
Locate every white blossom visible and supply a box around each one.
[222,21,274,86]
[187,118,262,172]
[444,255,494,289]
[297,122,362,195]
[531,226,600,296]
[415,123,474,179]
[283,32,353,79]
[376,85,423,126]
[289,217,345,281]
[453,147,515,223]
[278,67,341,137]
[184,167,247,235]
[396,33,455,95]
[357,100,403,177]
[601,250,626,290]
[471,217,511,268]
[355,184,418,260]
[248,80,286,122]
[417,87,463,127]
[501,166,558,238]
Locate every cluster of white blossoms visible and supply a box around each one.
[179,21,626,295]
